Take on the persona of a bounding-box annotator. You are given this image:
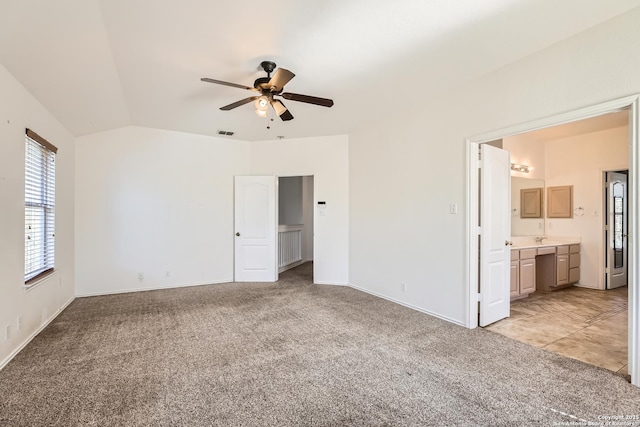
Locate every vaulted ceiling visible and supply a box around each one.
[1,1,639,141]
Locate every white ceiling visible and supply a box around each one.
[1,1,639,141]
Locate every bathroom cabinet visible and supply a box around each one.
[510,249,536,299]
[547,185,573,218]
[520,188,542,218]
[537,244,581,291]
[512,243,581,298]
[555,245,581,287]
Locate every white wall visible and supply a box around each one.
[75,126,250,296]
[279,176,302,225]
[349,8,640,325]
[504,137,547,181]
[251,136,349,285]
[0,64,75,367]
[544,126,629,289]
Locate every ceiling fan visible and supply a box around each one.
[201,61,334,122]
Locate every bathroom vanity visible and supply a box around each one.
[510,241,581,300]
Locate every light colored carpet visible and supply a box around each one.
[1,262,639,426]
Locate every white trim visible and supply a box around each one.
[466,95,639,387]
[75,279,233,298]
[279,260,305,274]
[629,97,639,385]
[23,269,59,292]
[315,281,348,286]
[466,141,480,329]
[0,296,75,371]
[349,283,466,327]
[469,96,636,144]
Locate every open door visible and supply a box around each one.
[606,171,628,289]
[479,144,511,326]
[234,176,277,282]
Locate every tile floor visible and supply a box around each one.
[485,286,628,375]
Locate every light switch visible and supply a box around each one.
[449,203,458,214]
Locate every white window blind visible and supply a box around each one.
[25,129,57,283]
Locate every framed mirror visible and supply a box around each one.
[511,177,545,236]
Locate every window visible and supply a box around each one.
[24,129,57,284]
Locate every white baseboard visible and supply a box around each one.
[348,283,466,327]
[314,281,348,286]
[76,279,233,298]
[0,296,75,371]
[279,260,305,273]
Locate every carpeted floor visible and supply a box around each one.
[1,262,639,426]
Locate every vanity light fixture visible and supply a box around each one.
[511,163,530,173]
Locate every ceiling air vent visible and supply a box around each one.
[217,130,234,136]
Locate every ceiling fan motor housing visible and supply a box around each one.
[260,60,277,76]
[253,77,271,91]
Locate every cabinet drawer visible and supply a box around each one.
[557,245,569,255]
[537,246,556,255]
[570,244,580,254]
[511,250,520,261]
[569,267,580,283]
[569,253,580,268]
[520,248,537,259]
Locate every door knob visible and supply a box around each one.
[236,232,240,237]
[505,240,513,246]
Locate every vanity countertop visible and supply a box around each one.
[511,240,581,250]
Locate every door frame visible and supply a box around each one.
[466,95,640,387]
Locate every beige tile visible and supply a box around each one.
[544,324,627,372]
[489,313,588,347]
[487,286,628,373]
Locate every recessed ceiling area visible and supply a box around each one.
[506,110,629,144]
[1,0,639,141]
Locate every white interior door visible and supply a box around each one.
[234,176,277,282]
[479,144,511,326]
[606,171,628,289]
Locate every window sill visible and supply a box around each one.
[23,270,58,292]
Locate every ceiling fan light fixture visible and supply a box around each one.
[254,96,269,117]
[255,96,269,110]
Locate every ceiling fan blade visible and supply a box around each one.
[201,77,258,92]
[268,68,295,92]
[220,96,259,111]
[281,92,334,107]
[271,100,294,121]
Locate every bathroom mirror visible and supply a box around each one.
[511,177,545,236]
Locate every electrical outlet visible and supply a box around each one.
[401,282,407,292]
[16,316,22,331]
[165,271,170,278]
[4,324,10,341]
[138,272,144,280]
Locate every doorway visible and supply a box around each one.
[466,95,640,386]
[605,170,628,289]
[278,176,314,279]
